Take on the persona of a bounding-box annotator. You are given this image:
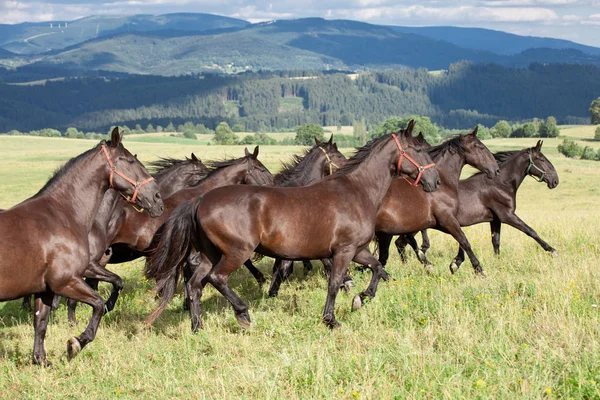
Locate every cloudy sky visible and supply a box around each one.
[2,0,600,47]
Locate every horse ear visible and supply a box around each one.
[328,134,334,145]
[405,120,416,136]
[333,143,338,150]
[253,146,259,158]
[536,140,543,151]
[417,132,425,141]
[314,136,322,146]
[470,126,479,137]
[110,126,122,147]
[244,147,251,157]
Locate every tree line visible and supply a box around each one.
[0,62,599,134]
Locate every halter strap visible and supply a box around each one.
[526,152,545,183]
[391,133,435,187]
[318,146,340,175]
[100,144,155,210]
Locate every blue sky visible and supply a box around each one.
[1,0,600,47]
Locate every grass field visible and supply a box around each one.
[0,131,599,399]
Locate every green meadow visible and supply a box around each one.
[0,128,599,399]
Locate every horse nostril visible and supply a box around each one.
[496,169,500,175]
[436,179,441,187]
[155,192,161,199]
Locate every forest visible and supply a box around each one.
[0,61,598,133]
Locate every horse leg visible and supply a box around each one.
[51,295,61,310]
[53,278,106,360]
[499,212,558,257]
[182,253,200,312]
[420,230,431,255]
[396,234,434,273]
[67,278,100,325]
[322,249,354,329]
[32,292,54,366]
[451,246,466,273]
[205,255,252,330]
[268,258,292,297]
[302,260,313,273]
[82,261,123,314]
[244,259,266,286]
[186,253,213,332]
[22,295,33,312]
[350,247,389,310]
[442,218,485,276]
[375,232,393,267]
[394,234,410,263]
[491,218,502,255]
[321,258,353,291]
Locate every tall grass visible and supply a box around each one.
[0,135,598,399]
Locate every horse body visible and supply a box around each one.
[0,128,163,365]
[374,129,499,275]
[447,141,560,270]
[145,121,440,330]
[397,141,559,272]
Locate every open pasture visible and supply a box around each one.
[0,134,599,399]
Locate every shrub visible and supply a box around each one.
[183,131,197,140]
[580,146,596,160]
[595,125,600,141]
[557,139,583,158]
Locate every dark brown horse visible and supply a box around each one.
[145,121,440,331]
[397,140,559,272]
[373,128,499,276]
[64,154,209,323]
[80,147,273,296]
[0,128,164,366]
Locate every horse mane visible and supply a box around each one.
[493,150,524,166]
[274,145,323,187]
[426,136,466,161]
[33,142,104,197]
[332,134,390,176]
[191,157,245,185]
[148,157,195,177]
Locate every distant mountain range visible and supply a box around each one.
[1,14,600,76]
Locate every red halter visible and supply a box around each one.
[391,133,436,187]
[100,144,155,204]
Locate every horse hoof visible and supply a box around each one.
[352,295,363,311]
[342,280,355,292]
[475,270,487,278]
[417,250,426,262]
[235,313,252,331]
[424,264,435,274]
[551,250,559,258]
[324,319,341,329]
[66,337,81,360]
[449,262,459,274]
[32,355,52,368]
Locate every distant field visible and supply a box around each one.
[0,135,599,398]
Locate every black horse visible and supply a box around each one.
[396,140,559,272]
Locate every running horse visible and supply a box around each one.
[372,128,500,276]
[145,121,440,331]
[397,140,559,272]
[0,128,164,366]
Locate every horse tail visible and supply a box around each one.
[144,197,201,325]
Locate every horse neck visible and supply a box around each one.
[155,166,193,198]
[277,155,325,187]
[193,166,245,193]
[94,189,121,228]
[47,150,110,231]
[434,150,465,186]
[499,152,529,191]
[344,140,398,210]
